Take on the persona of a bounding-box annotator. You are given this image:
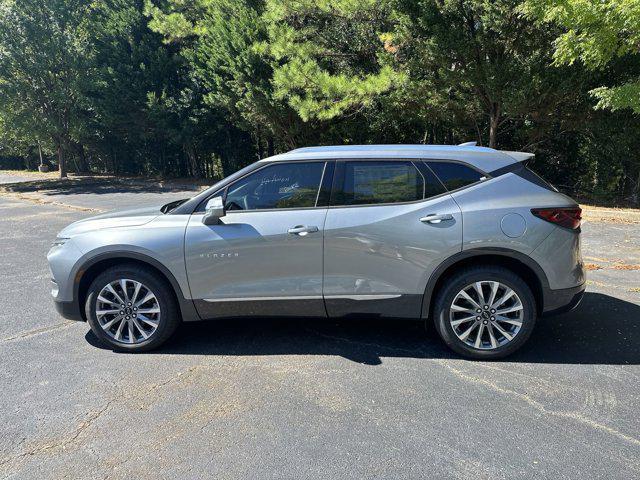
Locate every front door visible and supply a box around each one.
[323,160,462,318]
[185,161,330,319]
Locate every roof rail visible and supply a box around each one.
[458,141,478,147]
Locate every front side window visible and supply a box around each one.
[225,162,325,211]
[426,161,484,191]
[335,161,424,206]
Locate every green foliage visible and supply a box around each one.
[0,0,94,174]
[262,0,401,121]
[524,0,640,113]
[390,0,589,148]
[0,0,638,204]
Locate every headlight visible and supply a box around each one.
[51,237,70,247]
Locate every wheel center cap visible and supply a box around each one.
[482,310,491,320]
[125,307,132,315]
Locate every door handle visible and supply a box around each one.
[420,214,454,224]
[287,225,319,236]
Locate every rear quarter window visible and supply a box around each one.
[490,162,559,192]
[426,161,484,191]
[522,164,558,192]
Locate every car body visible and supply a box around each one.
[48,144,586,358]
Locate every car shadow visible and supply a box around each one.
[85,292,640,365]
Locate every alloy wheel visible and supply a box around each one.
[449,281,524,350]
[95,279,161,344]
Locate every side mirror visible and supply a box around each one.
[202,196,225,225]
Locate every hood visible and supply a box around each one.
[58,205,162,237]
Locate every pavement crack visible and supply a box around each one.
[1,321,76,342]
[436,360,640,448]
[0,366,200,470]
[0,395,122,467]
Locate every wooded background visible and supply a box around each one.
[1,0,639,205]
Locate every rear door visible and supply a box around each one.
[323,160,462,318]
[185,160,332,319]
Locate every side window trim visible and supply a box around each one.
[329,160,345,207]
[414,161,449,197]
[411,160,427,199]
[315,160,335,207]
[313,162,327,207]
[196,157,490,212]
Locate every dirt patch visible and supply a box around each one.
[584,263,603,271]
[0,174,208,212]
[581,204,640,225]
[0,169,59,178]
[0,174,209,195]
[611,264,640,271]
[0,191,102,212]
[0,176,110,193]
[583,258,640,272]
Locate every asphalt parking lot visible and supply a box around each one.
[1,177,639,479]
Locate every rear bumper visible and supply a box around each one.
[542,283,586,317]
[54,300,84,322]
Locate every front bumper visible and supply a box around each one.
[542,282,586,317]
[54,299,84,321]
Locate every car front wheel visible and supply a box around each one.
[85,264,180,351]
[433,266,536,359]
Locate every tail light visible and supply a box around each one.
[531,207,582,230]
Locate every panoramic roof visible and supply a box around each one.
[263,144,533,173]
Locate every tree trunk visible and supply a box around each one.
[267,136,275,157]
[632,170,640,206]
[75,143,89,173]
[58,143,67,178]
[184,143,201,178]
[488,103,500,148]
[255,128,263,160]
[38,143,44,167]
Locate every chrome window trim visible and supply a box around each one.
[314,161,328,207]
[411,160,427,199]
[192,157,491,214]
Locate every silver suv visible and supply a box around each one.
[48,144,585,359]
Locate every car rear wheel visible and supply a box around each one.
[85,264,180,351]
[433,266,536,359]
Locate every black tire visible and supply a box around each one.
[432,266,536,360]
[85,264,180,352]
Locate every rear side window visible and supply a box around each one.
[334,161,423,206]
[427,161,484,191]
